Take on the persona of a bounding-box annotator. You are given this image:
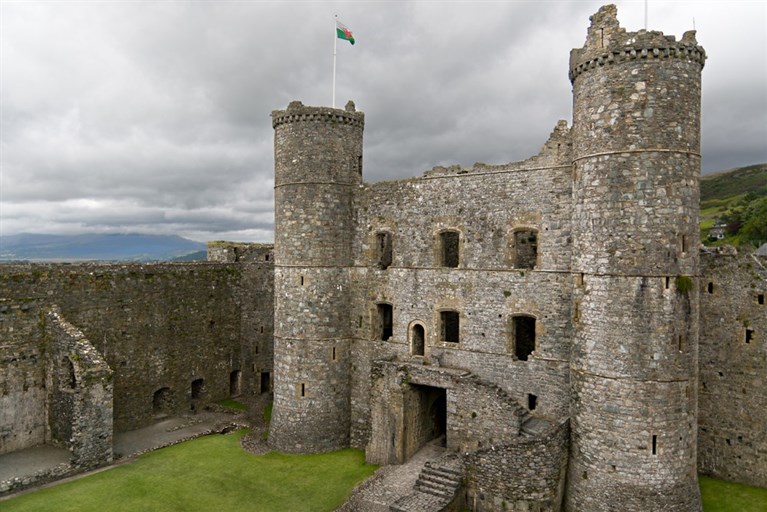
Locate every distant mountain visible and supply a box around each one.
[701,163,767,202]
[0,233,207,262]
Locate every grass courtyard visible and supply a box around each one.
[1,430,376,512]
[2,431,765,511]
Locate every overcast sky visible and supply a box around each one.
[2,1,765,243]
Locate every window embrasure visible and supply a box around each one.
[439,230,460,268]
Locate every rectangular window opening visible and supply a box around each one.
[665,277,670,289]
[376,232,393,270]
[377,303,393,341]
[758,294,764,305]
[746,329,754,344]
[301,383,305,397]
[527,393,537,411]
[513,315,536,361]
[440,310,460,343]
[440,231,460,268]
[707,282,714,294]
[332,346,337,361]
[652,435,657,455]
[513,230,538,269]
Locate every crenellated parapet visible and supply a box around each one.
[271,100,364,129]
[569,4,705,83]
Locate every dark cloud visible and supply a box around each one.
[2,1,765,242]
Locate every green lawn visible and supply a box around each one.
[2,430,376,512]
[700,475,767,512]
[4,434,764,512]
[217,398,247,410]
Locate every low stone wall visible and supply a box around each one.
[463,419,569,512]
[0,462,75,497]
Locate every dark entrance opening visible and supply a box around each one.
[402,385,447,460]
[191,378,205,400]
[153,387,172,418]
[260,371,271,394]
[229,370,241,397]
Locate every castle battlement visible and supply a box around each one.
[569,4,705,83]
[271,100,364,129]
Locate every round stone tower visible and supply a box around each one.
[269,100,363,453]
[567,5,705,511]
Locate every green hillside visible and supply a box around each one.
[700,163,767,247]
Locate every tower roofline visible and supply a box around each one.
[569,4,705,84]
[271,100,364,129]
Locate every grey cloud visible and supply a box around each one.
[1,1,765,242]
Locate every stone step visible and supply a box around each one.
[414,482,454,499]
[390,491,450,512]
[423,462,462,479]
[417,471,460,490]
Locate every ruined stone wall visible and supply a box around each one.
[0,260,272,436]
[464,420,569,512]
[348,125,574,449]
[699,250,767,487]
[46,309,113,468]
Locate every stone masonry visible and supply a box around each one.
[0,4,764,511]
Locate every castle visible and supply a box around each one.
[0,5,765,511]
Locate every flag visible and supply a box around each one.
[336,20,355,45]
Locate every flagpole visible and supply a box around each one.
[332,15,338,108]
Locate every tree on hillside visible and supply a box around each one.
[740,196,767,246]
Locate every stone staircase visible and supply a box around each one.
[390,456,463,512]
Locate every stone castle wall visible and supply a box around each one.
[698,249,767,487]
[0,286,47,454]
[0,258,272,442]
[347,124,575,449]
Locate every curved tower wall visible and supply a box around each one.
[566,5,705,511]
[269,101,363,452]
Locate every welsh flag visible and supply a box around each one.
[336,20,355,45]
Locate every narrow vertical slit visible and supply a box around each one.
[652,435,657,455]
